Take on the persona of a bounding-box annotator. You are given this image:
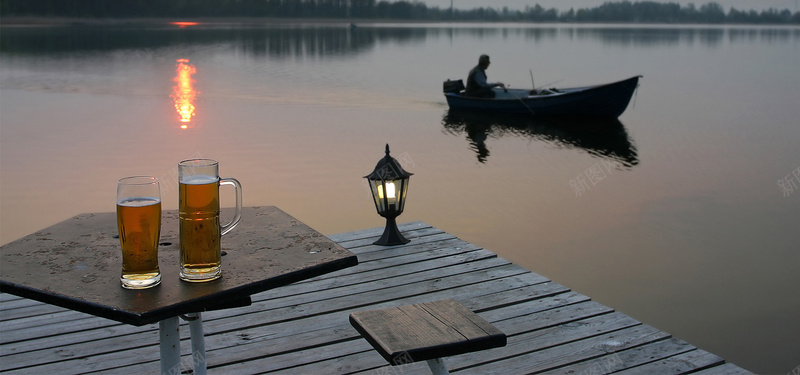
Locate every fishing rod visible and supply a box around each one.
[530,69,534,90]
[529,68,562,93]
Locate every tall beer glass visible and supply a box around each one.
[178,159,242,282]
[117,176,162,289]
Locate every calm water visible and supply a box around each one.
[1,22,799,373]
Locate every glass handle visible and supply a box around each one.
[219,177,242,236]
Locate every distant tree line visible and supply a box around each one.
[1,0,798,24]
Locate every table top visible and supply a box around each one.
[0,206,358,326]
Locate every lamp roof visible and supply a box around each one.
[364,144,413,180]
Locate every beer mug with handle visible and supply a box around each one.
[178,159,242,282]
[117,176,162,289]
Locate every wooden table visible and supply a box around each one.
[0,206,358,374]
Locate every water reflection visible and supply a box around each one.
[0,24,423,58]
[442,110,639,166]
[170,21,200,28]
[171,59,197,127]
[2,24,797,58]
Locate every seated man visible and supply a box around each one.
[465,54,505,98]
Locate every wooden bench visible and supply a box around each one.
[349,299,507,375]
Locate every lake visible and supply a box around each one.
[1,21,798,374]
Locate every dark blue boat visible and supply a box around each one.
[443,75,641,118]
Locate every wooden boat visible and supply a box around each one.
[443,75,641,118]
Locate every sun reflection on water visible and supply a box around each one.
[171,59,197,128]
[170,22,199,28]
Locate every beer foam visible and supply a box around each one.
[181,174,218,185]
[117,197,161,207]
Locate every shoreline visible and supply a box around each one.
[0,16,434,26]
[3,16,799,27]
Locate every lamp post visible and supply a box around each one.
[365,144,413,246]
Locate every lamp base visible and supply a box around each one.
[374,217,410,246]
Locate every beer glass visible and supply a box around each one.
[178,159,242,282]
[116,176,162,289]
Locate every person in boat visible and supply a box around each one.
[465,54,505,98]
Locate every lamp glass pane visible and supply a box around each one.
[398,179,409,212]
[369,180,386,213]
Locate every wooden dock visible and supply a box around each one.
[1,222,753,374]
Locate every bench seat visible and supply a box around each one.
[349,299,507,367]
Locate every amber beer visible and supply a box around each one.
[178,159,242,282]
[179,175,222,281]
[116,176,162,289]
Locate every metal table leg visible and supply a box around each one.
[158,313,207,375]
[186,312,207,375]
[159,317,181,375]
[426,358,450,375]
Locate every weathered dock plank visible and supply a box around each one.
[0,222,753,374]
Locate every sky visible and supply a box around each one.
[420,0,799,12]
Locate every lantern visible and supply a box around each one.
[365,144,413,246]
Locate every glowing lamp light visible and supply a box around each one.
[377,182,396,200]
[365,144,413,246]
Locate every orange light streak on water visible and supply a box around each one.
[170,22,199,28]
[171,59,197,127]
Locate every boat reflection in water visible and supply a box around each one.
[442,110,639,167]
